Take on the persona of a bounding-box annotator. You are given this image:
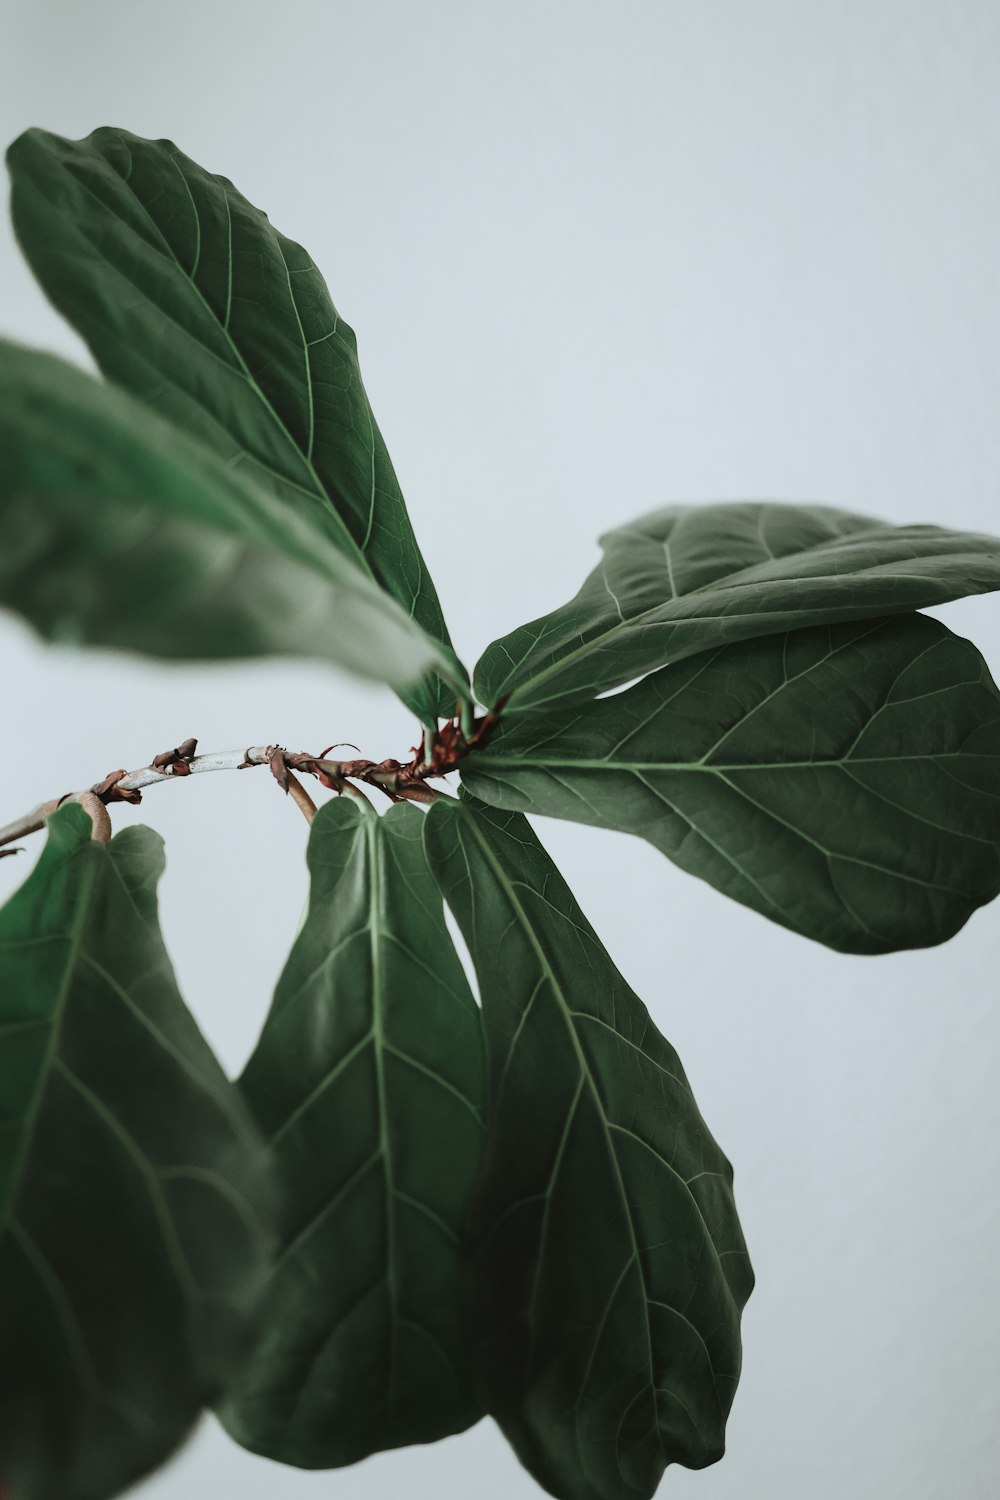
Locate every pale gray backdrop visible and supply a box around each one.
[2,3,999,1497]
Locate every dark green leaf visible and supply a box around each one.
[7,126,464,721]
[475,502,1000,713]
[0,340,448,692]
[218,799,486,1467]
[0,805,274,1500]
[424,797,752,1500]
[464,614,1000,954]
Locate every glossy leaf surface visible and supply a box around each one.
[465,615,1000,954]
[219,799,486,1467]
[0,806,273,1500]
[475,502,1000,713]
[0,340,445,691]
[7,126,463,720]
[424,797,752,1500]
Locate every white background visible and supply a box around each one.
[2,3,999,1497]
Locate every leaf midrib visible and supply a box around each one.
[470,750,999,774]
[366,815,399,1411]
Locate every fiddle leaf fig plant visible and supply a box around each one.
[0,125,998,1500]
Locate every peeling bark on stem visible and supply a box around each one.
[0,745,280,852]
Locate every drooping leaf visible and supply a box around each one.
[218,798,486,1467]
[464,614,1000,954]
[7,125,464,721]
[0,805,274,1500]
[0,340,449,692]
[424,797,752,1500]
[475,501,1000,713]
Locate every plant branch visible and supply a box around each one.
[0,707,507,854]
[0,743,306,854]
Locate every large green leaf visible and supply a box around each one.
[475,502,1000,713]
[7,125,464,721]
[424,797,752,1500]
[218,798,486,1467]
[0,805,274,1500]
[464,614,1000,954]
[0,340,448,691]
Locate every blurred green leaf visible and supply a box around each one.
[0,806,274,1500]
[0,340,449,691]
[7,126,465,720]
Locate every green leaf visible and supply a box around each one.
[7,125,465,721]
[0,805,274,1500]
[218,798,486,1467]
[424,797,752,1500]
[0,340,448,692]
[464,614,1000,954]
[475,502,1000,714]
